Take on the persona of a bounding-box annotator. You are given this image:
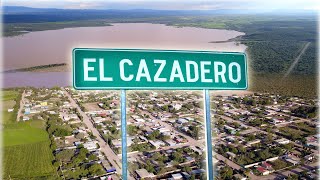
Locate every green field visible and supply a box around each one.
[250,73,317,98]
[1,90,19,124]
[2,90,56,179]
[3,141,56,179]
[1,91,19,101]
[3,120,49,147]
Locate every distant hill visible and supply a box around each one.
[3,6,60,14]
[3,6,317,23]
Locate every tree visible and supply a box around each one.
[75,132,85,139]
[172,151,184,163]
[287,174,299,180]
[88,154,98,161]
[56,149,74,162]
[219,166,233,179]
[189,126,200,140]
[190,174,196,180]
[182,166,192,173]
[88,163,104,176]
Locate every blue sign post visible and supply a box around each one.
[120,90,127,180]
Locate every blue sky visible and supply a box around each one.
[3,0,319,10]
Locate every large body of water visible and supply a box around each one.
[3,23,246,88]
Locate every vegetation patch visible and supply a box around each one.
[3,120,49,147]
[3,141,55,179]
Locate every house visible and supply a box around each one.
[271,117,286,125]
[233,174,247,180]
[149,140,165,149]
[135,118,145,123]
[304,154,315,161]
[164,139,176,146]
[176,118,188,124]
[261,162,272,170]
[172,103,182,110]
[7,108,14,112]
[171,173,183,179]
[111,139,122,148]
[285,158,299,165]
[135,169,155,179]
[22,116,30,121]
[40,101,47,106]
[283,154,300,165]
[83,141,98,151]
[181,172,190,179]
[275,138,290,145]
[256,166,270,176]
[224,125,237,134]
[24,108,30,114]
[190,169,205,175]
[226,152,236,159]
[247,139,261,146]
[63,115,71,121]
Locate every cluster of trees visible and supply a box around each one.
[146,130,170,141]
[279,126,306,141]
[291,105,317,118]
[217,166,233,180]
[294,122,317,135]
[43,113,104,179]
[141,147,199,176]
[98,100,116,110]
[127,125,139,136]
[47,114,72,137]
[54,146,103,179]
[130,143,155,152]
[188,125,201,140]
[217,143,284,166]
[269,159,290,170]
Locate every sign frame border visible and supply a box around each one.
[73,48,248,90]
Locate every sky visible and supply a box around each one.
[3,0,320,11]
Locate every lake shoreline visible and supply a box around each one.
[4,23,246,71]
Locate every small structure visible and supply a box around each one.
[261,162,272,170]
[226,152,236,159]
[22,116,30,121]
[233,174,247,180]
[171,173,183,179]
[176,118,188,124]
[135,169,155,179]
[256,166,270,176]
[275,138,290,145]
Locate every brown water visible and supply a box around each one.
[3,23,246,87]
[3,23,245,71]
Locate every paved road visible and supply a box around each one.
[16,90,25,121]
[63,88,133,180]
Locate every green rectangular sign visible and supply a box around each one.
[73,48,247,90]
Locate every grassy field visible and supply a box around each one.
[1,90,56,179]
[1,91,19,101]
[1,90,20,124]
[3,120,49,147]
[249,73,317,98]
[3,141,56,179]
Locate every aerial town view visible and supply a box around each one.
[1,0,319,180]
[2,87,318,179]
